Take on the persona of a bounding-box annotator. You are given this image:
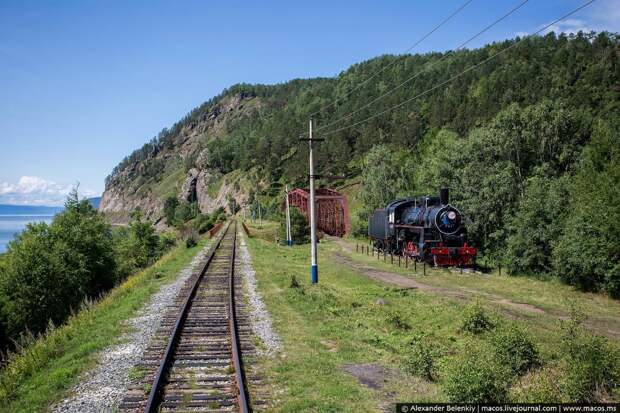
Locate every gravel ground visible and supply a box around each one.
[237,229,281,355]
[52,242,211,413]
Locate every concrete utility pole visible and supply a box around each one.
[299,119,323,283]
[285,184,292,246]
[307,119,323,283]
[308,120,317,283]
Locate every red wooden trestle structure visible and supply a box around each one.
[284,188,350,237]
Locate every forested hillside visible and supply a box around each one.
[103,31,619,295]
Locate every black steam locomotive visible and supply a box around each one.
[368,188,476,267]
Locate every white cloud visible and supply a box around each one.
[590,0,620,31]
[0,176,96,206]
[517,0,619,39]
[542,18,593,36]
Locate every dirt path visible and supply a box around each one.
[332,249,545,315]
[330,237,620,340]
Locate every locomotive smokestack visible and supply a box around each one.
[440,188,449,205]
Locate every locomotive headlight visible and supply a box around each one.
[437,206,461,235]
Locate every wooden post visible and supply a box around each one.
[423,261,426,276]
[498,263,501,276]
[390,252,393,264]
[398,255,401,267]
[383,250,386,262]
[356,243,358,253]
[405,255,408,268]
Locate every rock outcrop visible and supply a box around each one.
[99,92,261,223]
[180,168,199,203]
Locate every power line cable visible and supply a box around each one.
[321,0,596,137]
[309,0,474,120]
[316,0,531,133]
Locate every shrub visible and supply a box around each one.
[158,232,177,252]
[278,207,310,244]
[163,196,179,226]
[460,301,494,334]
[185,237,197,248]
[510,367,563,403]
[290,275,301,289]
[114,211,161,276]
[406,335,437,380]
[385,310,410,330]
[443,346,509,403]
[195,214,214,234]
[560,312,620,401]
[351,211,369,238]
[211,207,227,223]
[174,201,199,225]
[490,324,538,375]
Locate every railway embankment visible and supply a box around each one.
[0,237,212,413]
[52,240,213,413]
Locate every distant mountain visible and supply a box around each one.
[0,204,64,216]
[88,197,102,210]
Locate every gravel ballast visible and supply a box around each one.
[52,242,211,413]
[237,228,281,355]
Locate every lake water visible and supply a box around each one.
[0,215,56,253]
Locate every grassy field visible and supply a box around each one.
[0,237,210,413]
[244,221,620,411]
[335,238,620,341]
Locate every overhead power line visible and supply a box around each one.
[320,0,596,137]
[316,0,531,133]
[308,0,475,120]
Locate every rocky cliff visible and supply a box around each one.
[99,91,264,225]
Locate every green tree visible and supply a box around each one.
[506,171,570,275]
[449,101,590,257]
[279,207,310,244]
[163,196,179,226]
[410,129,461,194]
[553,119,620,296]
[114,211,161,276]
[359,145,411,213]
[0,223,86,339]
[51,189,117,295]
[173,201,198,225]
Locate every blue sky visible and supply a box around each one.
[0,0,617,205]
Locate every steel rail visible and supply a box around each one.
[144,221,231,413]
[228,221,251,412]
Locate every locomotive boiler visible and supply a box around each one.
[368,188,476,266]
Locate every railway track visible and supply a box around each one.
[121,221,255,412]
